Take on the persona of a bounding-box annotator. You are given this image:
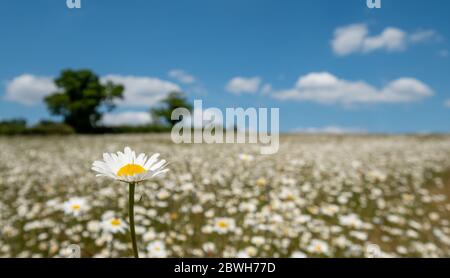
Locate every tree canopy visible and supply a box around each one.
[44,69,124,133]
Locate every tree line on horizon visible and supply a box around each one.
[0,69,193,135]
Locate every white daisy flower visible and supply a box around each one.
[63,197,89,216]
[366,169,387,182]
[213,217,236,234]
[256,177,267,187]
[147,240,167,258]
[101,216,127,234]
[321,204,339,216]
[202,242,216,254]
[236,246,257,258]
[238,153,254,162]
[307,239,329,255]
[157,189,170,200]
[339,214,363,229]
[290,251,307,258]
[251,236,266,246]
[92,146,169,183]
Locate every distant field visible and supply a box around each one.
[0,134,449,258]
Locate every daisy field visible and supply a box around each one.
[0,134,449,258]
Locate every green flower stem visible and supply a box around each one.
[128,182,139,258]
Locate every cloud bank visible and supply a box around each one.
[5,74,56,106]
[4,74,181,109]
[102,75,181,107]
[225,76,261,94]
[168,69,196,84]
[273,72,433,105]
[331,23,439,56]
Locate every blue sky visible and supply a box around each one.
[1,0,449,133]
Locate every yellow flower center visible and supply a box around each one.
[110,218,121,226]
[71,204,81,211]
[241,155,251,161]
[117,164,146,177]
[218,221,228,229]
[315,245,322,252]
[256,178,267,187]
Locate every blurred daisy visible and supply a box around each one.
[279,188,298,201]
[307,239,329,255]
[256,177,267,187]
[237,246,257,258]
[92,146,169,183]
[101,216,127,234]
[238,154,254,162]
[213,217,236,234]
[63,197,89,216]
[366,170,387,182]
[339,214,363,229]
[157,189,170,200]
[321,204,339,216]
[251,236,265,246]
[290,251,307,258]
[202,242,216,254]
[147,240,167,258]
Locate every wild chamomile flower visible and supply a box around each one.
[238,153,254,162]
[92,146,169,183]
[307,239,330,255]
[92,146,170,258]
[213,217,236,234]
[147,240,167,258]
[63,197,89,217]
[256,177,267,187]
[339,214,363,229]
[290,251,307,258]
[101,216,127,234]
[237,246,257,258]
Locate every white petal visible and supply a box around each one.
[136,153,146,166]
[144,153,160,169]
[150,160,166,171]
[152,168,170,177]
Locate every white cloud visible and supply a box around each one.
[102,75,181,107]
[331,23,438,56]
[273,72,433,105]
[293,125,367,134]
[5,74,181,108]
[363,27,406,53]
[4,74,56,105]
[168,69,196,84]
[332,24,370,56]
[444,99,450,108]
[261,83,272,95]
[409,30,439,43]
[102,111,152,126]
[226,76,261,94]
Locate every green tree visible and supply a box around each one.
[151,92,192,127]
[44,69,124,133]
